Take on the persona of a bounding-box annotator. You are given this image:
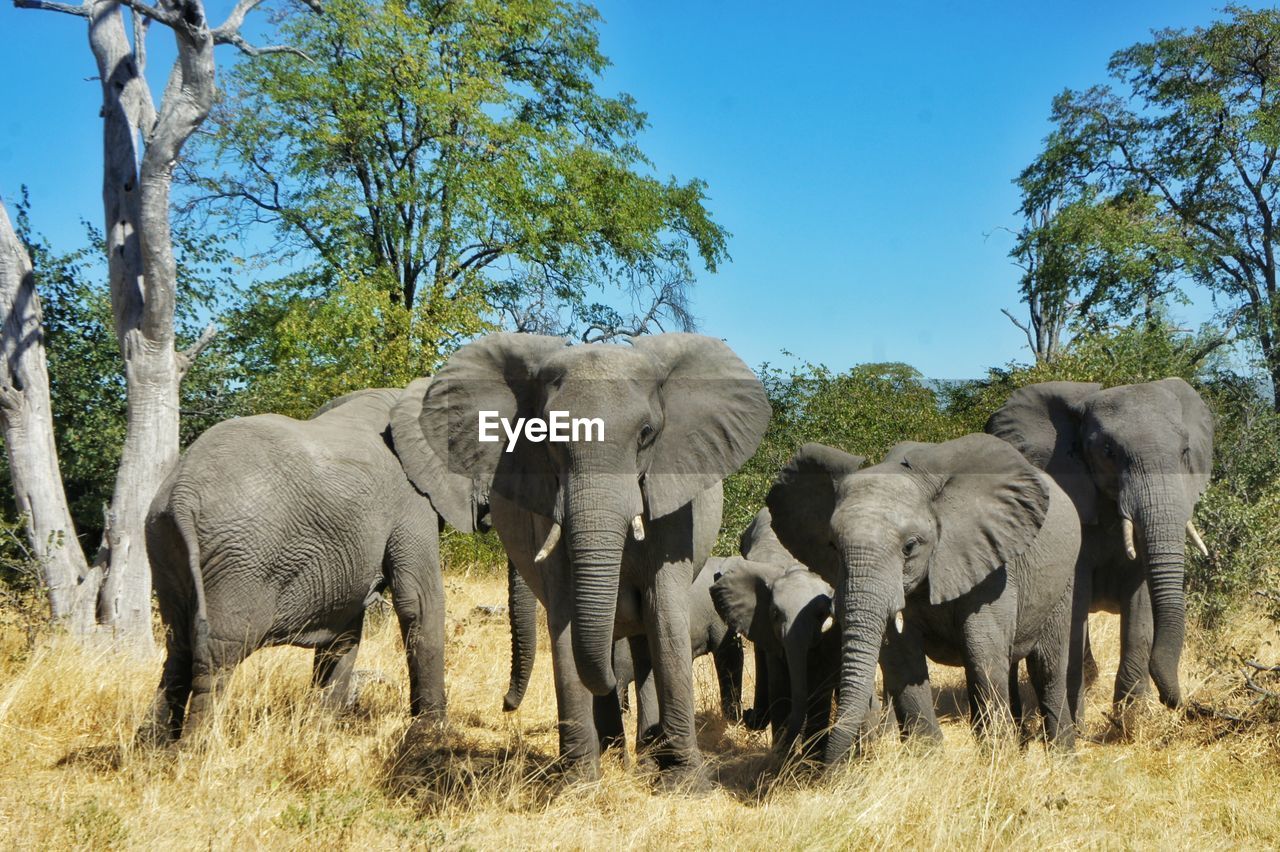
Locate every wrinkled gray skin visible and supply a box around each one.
[414,333,770,782]
[767,435,1086,764]
[139,380,479,742]
[502,556,745,727]
[986,379,1213,709]
[711,557,838,757]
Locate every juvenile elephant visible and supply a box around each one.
[140,379,476,742]
[502,556,746,726]
[411,333,770,783]
[710,556,838,757]
[986,378,1213,709]
[767,435,1086,763]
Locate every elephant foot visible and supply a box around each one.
[741,707,769,731]
[133,720,178,750]
[653,757,712,796]
[552,754,602,787]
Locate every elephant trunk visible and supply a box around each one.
[503,559,538,712]
[825,557,892,765]
[566,485,630,697]
[1126,476,1191,708]
[779,636,811,756]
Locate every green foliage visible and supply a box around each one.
[228,269,492,418]
[196,0,726,338]
[719,361,961,553]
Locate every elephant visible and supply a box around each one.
[766,434,1086,763]
[501,555,746,726]
[710,556,839,757]
[409,332,770,783]
[985,378,1214,709]
[139,379,478,743]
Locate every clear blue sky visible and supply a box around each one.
[0,1,1258,379]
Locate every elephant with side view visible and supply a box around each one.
[502,555,746,726]
[767,435,1086,763]
[139,379,481,743]
[410,332,770,784]
[710,556,839,757]
[986,378,1214,709]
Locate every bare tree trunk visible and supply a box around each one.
[12,0,295,647]
[0,201,99,634]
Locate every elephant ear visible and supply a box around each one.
[901,434,1050,605]
[390,378,489,532]
[766,443,866,580]
[985,380,1102,524]
[739,507,796,566]
[418,333,570,522]
[1154,377,1215,504]
[709,556,787,644]
[629,334,772,519]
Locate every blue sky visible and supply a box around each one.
[0,1,1257,379]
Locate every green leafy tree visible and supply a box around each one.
[190,0,727,342]
[1019,6,1280,405]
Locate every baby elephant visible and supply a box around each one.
[139,380,477,743]
[711,557,839,757]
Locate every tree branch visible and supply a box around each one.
[12,0,89,18]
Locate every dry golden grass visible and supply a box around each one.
[3,569,1280,850]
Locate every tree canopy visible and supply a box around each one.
[1012,5,1280,398]
[190,0,727,350]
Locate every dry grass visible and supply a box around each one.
[3,570,1280,850]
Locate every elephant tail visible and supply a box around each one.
[175,505,212,685]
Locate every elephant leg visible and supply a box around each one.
[963,655,1012,742]
[312,613,364,712]
[1114,577,1154,708]
[1008,660,1024,729]
[547,607,601,778]
[629,635,661,756]
[184,643,243,737]
[1027,641,1075,750]
[642,568,704,780]
[594,689,627,756]
[713,633,745,722]
[880,622,941,741]
[137,631,193,746]
[387,518,446,721]
[743,644,771,730]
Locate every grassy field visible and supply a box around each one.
[2,569,1279,850]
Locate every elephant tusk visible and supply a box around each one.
[893,611,904,635]
[820,615,834,634]
[1187,521,1209,558]
[631,514,645,542]
[534,522,562,563]
[1121,517,1137,561]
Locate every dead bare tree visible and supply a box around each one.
[9,0,311,647]
[0,202,97,635]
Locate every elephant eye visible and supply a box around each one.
[1103,441,1115,459]
[902,536,921,557]
[639,422,655,446]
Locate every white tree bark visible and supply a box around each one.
[12,0,305,648]
[0,201,98,635]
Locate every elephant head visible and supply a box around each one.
[710,556,835,752]
[311,380,491,533]
[985,378,1214,707]
[767,435,1052,762]
[407,333,771,695]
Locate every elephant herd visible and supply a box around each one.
[136,332,1215,792]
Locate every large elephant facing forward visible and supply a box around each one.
[767,435,1085,763]
[410,333,770,783]
[986,378,1214,709]
[141,380,478,743]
